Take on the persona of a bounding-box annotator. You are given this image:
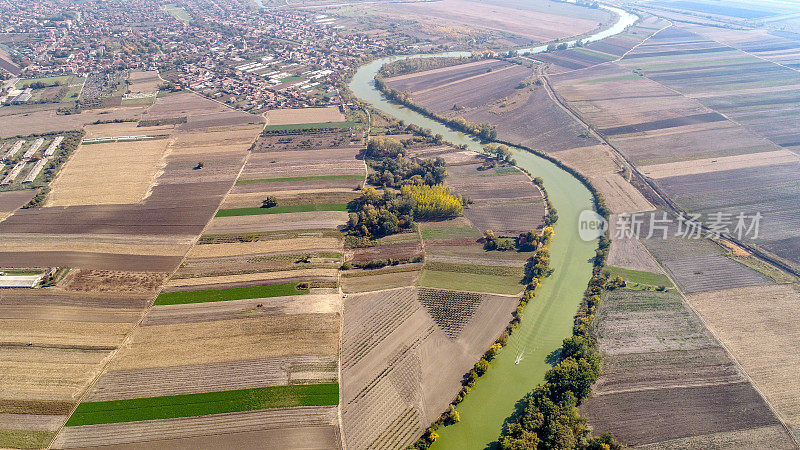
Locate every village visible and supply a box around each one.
[0,0,398,112]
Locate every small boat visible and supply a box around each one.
[515,352,523,365]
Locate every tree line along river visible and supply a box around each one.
[347,6,638,448]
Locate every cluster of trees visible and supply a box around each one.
[484,143,514,163]
[447,117,497,141]
[365,135,405,158]
[340,255,423,270]
[367,155,446,188]
[483,229,515,251]
[262,196,278,208]
[348,134,468,245]
[483,229,546,253]
[518,230,541,251]
[498,334,618,449]
[90,118,137,125]
[401,184,465,220]
[524,227,554,283]
[27,80,62,89]
[577,0,601,8]
[346,187,415,243]
[605,275,626,290]
[517,78,543,89]
[532,176,559,226]
[546,42,571,52]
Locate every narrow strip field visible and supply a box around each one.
[236,174,363,185]
[216,203,349,217]
[65,384,339,426]
[262,121,356,132]
[154,283,308,305]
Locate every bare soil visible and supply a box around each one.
[52,407,340,449]
[265,106,344,125]
[687,284,800,428]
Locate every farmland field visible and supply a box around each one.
[264,106,345,125]
[341,287,518,449]
[546,21,800,268]
[53,407,341,449]
[66,384,339,426]
[417,270,522,295]
[154,282,309,305]
[582,287,795,447]
[0,88,270,449]
[236,174,362,185]
[215,203,349,217]
[8,1,800,448]
[686,284,800,430]
[602,265,674,290]
[330,0,610,50]
[262,121,356,132]
[42,94,353,448]
[205,210,350,234]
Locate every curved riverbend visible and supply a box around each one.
[348,5,638,448]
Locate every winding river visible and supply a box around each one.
[348,5,638,448]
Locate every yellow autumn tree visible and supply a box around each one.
[401,184,463,220]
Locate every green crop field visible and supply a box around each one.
[0,269,44,275]
[0,430,54,450]
[279,75,302,84]
[603,266,674,290]
[236,174,363,185]
[417,270,522,295]
[15,75,72,88]
[425,261,521,277]
[216,203,349,217]
[261,121,356,132]
[154,282,309,305]
[65,383,339,426]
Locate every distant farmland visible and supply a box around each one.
[547,23,800,270]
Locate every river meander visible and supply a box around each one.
[347,6,637,448]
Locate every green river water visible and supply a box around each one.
[347,6,636,447]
